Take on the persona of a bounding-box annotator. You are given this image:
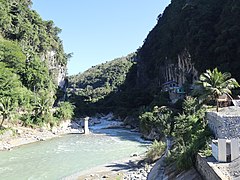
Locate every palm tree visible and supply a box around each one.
[194,68,240,111]
[0,97,15,129]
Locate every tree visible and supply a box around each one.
[139,106,173,138]
[0,97,15,128]
[194,68,240,111]
[33,90,53,118]
[54,102,75,121]
[0,63,33,110]
[0,39,26,77]
[172,96,210,170]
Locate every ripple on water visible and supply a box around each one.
[0,167,13,173]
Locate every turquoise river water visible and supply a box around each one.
[0,128,150,180]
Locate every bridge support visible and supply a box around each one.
[84,117,89,134]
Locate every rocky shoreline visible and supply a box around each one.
[0,120,83,151]
[0,113,123,151]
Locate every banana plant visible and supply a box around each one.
[0,97,15,128]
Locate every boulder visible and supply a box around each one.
[123,116,139,128]
[125,125,132,129]
[51,127,58,134]
[16,129,23,135]
[102,175,110,178]
[70,122,80,129]
[143,128,160,140]
[131,153,138,157]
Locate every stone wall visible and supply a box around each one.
[195,154,227,180]
[207,107,240,139]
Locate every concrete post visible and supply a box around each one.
[84,117,89,134]
[218,139,226,162]
[231,138,239,161]
[211,140,219,161]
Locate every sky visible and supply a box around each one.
[32,0,171,75]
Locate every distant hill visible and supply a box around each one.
[68,53,135,103]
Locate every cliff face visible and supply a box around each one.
[137,48,198,89]
[136,0,240,89]
[41,50,67,88]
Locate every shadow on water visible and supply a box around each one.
[90,127,151,146]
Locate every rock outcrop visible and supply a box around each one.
[41,50,67,88]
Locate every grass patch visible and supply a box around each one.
[145,140,166,163]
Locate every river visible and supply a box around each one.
[0,127,150,179]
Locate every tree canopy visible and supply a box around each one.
[0,0,72,128]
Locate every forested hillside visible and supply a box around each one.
[137,0,240,89]
[100,0,240,118]
[99,0,239,171]
[68,53,135,115]
[0,0,73,128]
[69,53,135,91]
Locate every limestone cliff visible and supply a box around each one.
[41,50,67,89]
[137,48,198,89]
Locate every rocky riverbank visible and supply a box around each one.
[0,113,154,179]
[0,120,83,151]
[0,113,126,151]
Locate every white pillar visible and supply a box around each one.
[84,117,89,134]
[218,139,227,162]
[231,139,239,161]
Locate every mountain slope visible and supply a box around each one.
[0,0,68,87]
[137,0,240,89]
[0,0,71,127]
[68,53,135,115]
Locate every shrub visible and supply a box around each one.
[54,101,75,121]
[145,140,166,163]
[139,106,173,137]
[21,114,34,127]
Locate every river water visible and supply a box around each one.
[0,128,150,179]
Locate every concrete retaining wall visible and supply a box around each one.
[195,154,228,180]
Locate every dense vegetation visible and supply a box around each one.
[137,0,240,88]
[68,53,135,116]
[0,0,68,66]
[140,68,239,170]
[0,0,73,129]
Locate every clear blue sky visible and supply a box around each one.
[32,0,171,75]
